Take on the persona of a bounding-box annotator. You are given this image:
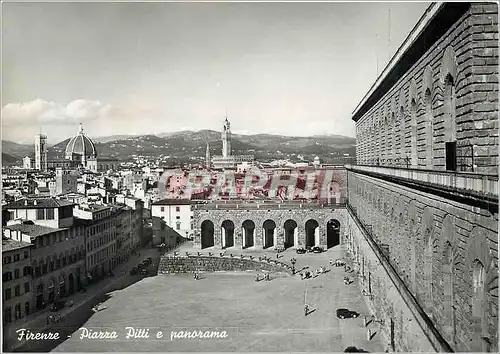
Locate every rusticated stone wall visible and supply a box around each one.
[347,170,498,352]
[192,207,347,249]
[158,255,293,275]
[355,3,498,174]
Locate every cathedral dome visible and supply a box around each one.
[65,123,97,160]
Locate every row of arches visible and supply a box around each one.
[200,218,340,250]
[348,174,497,352]
[357,46,463,171]
[35,270,82,310]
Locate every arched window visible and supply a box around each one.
[471,260,490,352]
[410,99,418,167]
[391,112,396,164]
[377,117,382,165]
[442,242,456,344]
[425,89,434,168]
[400,106,406,166]
[424,229,434,316]
[384,115,389,164]
[444,74,457,170]
[472,260,485,316]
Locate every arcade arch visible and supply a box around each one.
[262,220,276,249]
[201,220,215,249]
[242,220,255,249]
[326,219,340,248]
[283,219,297,249]
[305,219,319,248]
[221,220,235,249]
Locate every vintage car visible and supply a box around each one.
[344,346,369,352]
[336,308,359,319]
[92,303,107,313]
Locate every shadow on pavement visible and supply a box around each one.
[10,260,161,352]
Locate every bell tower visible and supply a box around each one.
[221,111,231,158]
[205,143,211,169]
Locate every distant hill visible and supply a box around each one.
[2,130,356,165]
[2,153,20,165]
[2,141,34,159]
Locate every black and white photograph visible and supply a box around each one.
[1,1,498,352]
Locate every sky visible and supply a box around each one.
[2,1,429,144]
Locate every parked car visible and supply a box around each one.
[344,346,369,352]
[140,268,148,275]
[312,246,323,253]
[92,303,107,313]
[296,248,306,254]
[336,308,359,319]
[130,267,138,275]
[306,246,313,253]
[50,301,65,312]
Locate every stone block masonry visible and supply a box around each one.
[348,169,498,352]
[158,255,293,275]
[355,2,498,174]
[192,206,348,250]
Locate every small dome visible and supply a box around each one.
[65,123,97,160]
[314,156,320,161]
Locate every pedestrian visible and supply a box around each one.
[46,316,50,325]
[304,304,309,316]
[329,259,333,267]
[266,273,270,281]
[255,274,260,282]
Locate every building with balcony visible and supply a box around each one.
[112,204,133,264]
[347,2,498,352]
[115,194,143,249]
[73,204,117,281]
[2,237,33,327]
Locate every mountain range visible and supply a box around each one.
[1,130,356,166]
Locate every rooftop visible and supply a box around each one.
[352,2,470,121]
[75,204,111,212]
[5,198,75,209]
[2,236,33,252]
[5,224,64,237]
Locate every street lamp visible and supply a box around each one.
[291,258,297,275]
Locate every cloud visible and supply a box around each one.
[2,99,111,127]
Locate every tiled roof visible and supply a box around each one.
[2,237,33,252]
[152,198,191,206]
[5,198,74,209]
[5,224,63,237]
[76,204,110,212]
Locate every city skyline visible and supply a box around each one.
[2,1,428,144]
